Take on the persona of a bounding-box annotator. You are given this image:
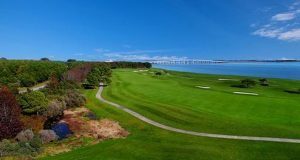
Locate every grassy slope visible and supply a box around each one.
[42,69,300,160]
[103,69,300,138]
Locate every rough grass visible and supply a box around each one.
[41,69,300,160]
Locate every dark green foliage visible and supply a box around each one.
[241,79,256,88]
[86,65,112,86]
[0,60,67,87]
[232,79,257,88]
[40,58,50,61]
[155,71,162,76]
[82,83,96,89]
[285,89,300,94]
[28,136,42,151]
[259,78,269,86]
[109,62,151,69]
[18,91,49,115]
[19,73,36,87]
[67,59,76,62]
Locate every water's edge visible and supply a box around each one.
[153,63,300,80]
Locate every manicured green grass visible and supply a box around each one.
[103,69,300,138]
[42,69,300,160]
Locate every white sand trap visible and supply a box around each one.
[218,78,238,81]
[133,71,139,72]
[233,92,259,96]
[196,86,211,89]
[139,70,148,72]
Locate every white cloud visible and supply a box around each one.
[103,53,188,61]
[278,28,300,40]
[253,27,300,41]
[253,28,282,38]
[272,12,296,21]
[95,48,110,53]
[253,1,300,41]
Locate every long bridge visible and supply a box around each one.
[148,60,225,64]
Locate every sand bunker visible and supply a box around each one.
[196,86,211,89]
[233,92,259,96]
[133,70,149,73]
[218,78,239,81]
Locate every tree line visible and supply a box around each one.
[0,59,151,157]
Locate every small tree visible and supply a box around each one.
[67,59,76,63]
[241,79,256,88]
[40,58,50,61]
[47,74,60,91]
[0,86,23,140]
[18,91,48,115]
[259,78,269,86]
[155,71,162,76]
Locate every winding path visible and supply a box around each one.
[96,84,300,144]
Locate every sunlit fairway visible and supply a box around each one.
[42,69,300,160]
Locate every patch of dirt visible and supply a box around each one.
[61,107,129,140]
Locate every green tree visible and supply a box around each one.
[259,78,269,86]
[40,58,50,61]
[19,73,36,87]
[241,79,256,88]
[18,91,48,115]
[86,66,111,86]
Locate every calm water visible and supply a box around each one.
[154,62,300,80]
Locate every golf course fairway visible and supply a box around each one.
[42,69,300,160]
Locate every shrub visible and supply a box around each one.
[259,78,269,86]
[39,130,58,144]
[0,139,20,157]
[43,100,66,118]
[15,129,34,142]
[28,136,42,152]
[231,79,256,88]
[240,79,256,88]
[0,86,23,140]
[20,115,47,133]
[284,89,300,94]
[0,136,42,157]
[18,91,48,115]
[85,111,99,120]
[52,123,72,140]
[155,71,162,76]
[64,90,86,108]
[40,58,50,61]
[82,83,96,89]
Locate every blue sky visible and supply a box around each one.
[0,0,300,61]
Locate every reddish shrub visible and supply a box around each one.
[63,63,93,82]
[0,86,23,140]
[20,115,47,133]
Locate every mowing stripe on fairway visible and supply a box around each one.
[97,84,300,144]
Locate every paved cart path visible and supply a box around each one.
[96,84,300,144]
